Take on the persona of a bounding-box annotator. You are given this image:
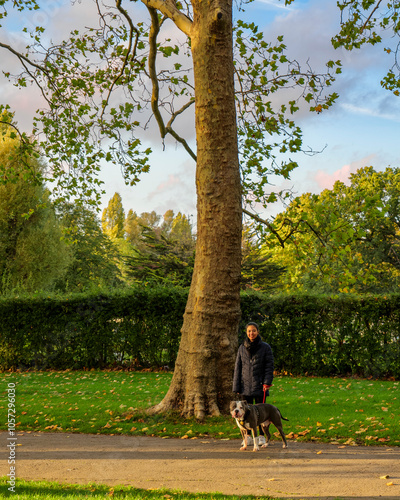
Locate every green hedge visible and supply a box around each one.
[0,287,187,371]
[1,288,399,379]
[241,292,400,379]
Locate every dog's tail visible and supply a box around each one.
[277,408,289,421]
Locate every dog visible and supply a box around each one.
[230,400,288,451]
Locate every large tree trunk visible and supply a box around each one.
[150,0,242,419]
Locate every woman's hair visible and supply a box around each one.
[246,321,259,331]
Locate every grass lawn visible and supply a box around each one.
[1,371,399,446]
[0,478,278,500]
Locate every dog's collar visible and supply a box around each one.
[238,408,251,427]
[239,405,260,427]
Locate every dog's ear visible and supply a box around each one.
[241,400,248,409]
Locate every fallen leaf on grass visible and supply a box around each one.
[380,475,390,479]
[316,451,323,455]
[386,482,394,486]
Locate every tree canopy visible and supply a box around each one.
[265,166,400,294]
[0,1,339,211]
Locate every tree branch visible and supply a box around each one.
[148,6,167,138]
[166,99,196,160]
[242,208,287,248]
[140,0,193,37]
[359,0,383,34]
[100,0,142,119]
[147,5,196,160]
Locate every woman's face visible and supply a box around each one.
[246,324,259,342]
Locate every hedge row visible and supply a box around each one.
[242,292,400,379]
[0,287,186,371]
[1,288,399,378]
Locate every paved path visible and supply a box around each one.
[1,432,400,499]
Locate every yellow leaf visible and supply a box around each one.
[386,482,394,486]
[316,451,323,455]
[380,475,390,479]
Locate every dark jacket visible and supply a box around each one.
[232,335,274,397]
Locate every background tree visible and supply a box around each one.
[0,0,338,417]
[123,209,195,287]
[265,166,400,293]
[102,192,125,240]
[124,209,164,249]
[125,210,143,247]
[241,225,286,291]
[56,203,122,292]
[0,119,70,294]
[124,225,195,287]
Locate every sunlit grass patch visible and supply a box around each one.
[0,371,398,446]
[0,478,280,500]
[268,376,399,446]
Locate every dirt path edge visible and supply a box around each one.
[1,432,399,499]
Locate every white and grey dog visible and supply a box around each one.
[230,400,288,451]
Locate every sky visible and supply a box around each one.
[1,0,399,222]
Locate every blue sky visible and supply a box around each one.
[1,0,399,221]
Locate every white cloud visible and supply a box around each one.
[340,103,400,123]
[314,155,376,191]
[255,0,292,10]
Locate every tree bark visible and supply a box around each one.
[150,0,242,419]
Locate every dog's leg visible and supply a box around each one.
[240,429,248,451]
[260,423,271,447]
[251,427,259,451]
[275,424,288,448]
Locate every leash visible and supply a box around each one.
[263,384,273,403]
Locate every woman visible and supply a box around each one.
[232,322,274,444]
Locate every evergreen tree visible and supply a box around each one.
[124,210,195,287]
[241,226,286,291]
[0,119,70,293]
